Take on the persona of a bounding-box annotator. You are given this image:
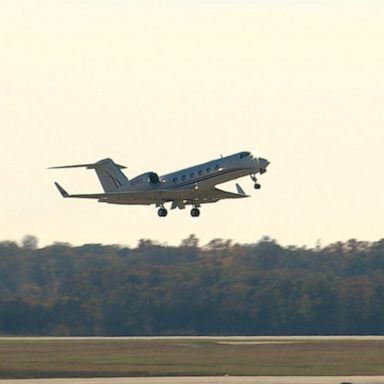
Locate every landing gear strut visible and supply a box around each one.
[251,173,261,190]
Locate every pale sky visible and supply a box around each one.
[1,0,383,248]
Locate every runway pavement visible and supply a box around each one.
[1,377,384,384]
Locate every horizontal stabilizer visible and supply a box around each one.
[54,182,69,197]
[49,163,96,169]
[48,159,126,170]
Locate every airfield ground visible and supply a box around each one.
[1,337,384,379]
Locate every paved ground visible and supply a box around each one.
[1,377,384,384]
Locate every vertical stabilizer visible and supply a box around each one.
[88,158,128,192]
[49,158,128,192]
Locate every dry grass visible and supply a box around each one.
[1,338,384,378]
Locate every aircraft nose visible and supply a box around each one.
[257,157,270,174]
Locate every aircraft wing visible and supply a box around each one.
[54,182,248,206]
[54,183,104,199]
[192,185,249,203]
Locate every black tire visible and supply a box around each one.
[158,208,168,217]
[191,208,200,217]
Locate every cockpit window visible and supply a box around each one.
[240,151,251,159]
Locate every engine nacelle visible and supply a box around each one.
[129,172,161,189]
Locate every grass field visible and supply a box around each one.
[1,337,384,378]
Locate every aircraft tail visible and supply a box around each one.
[49,158,128,192]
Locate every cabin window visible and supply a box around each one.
[198,170,203,176]
[207,168,211,173]
[215,165,220,171]
[189,173,194,178]
[173,177,178,183]
[181,175,186,181]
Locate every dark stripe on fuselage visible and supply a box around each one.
[104,170,121,189]
[162,167,250,190]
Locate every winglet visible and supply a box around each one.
[236,183,246,196]
[54,182,69,198]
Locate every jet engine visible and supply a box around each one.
[147,172,160,184]
[129,172,161,188]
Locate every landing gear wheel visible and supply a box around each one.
[254,183,261,190]
[191,208,200,217]
[158,208,168,217]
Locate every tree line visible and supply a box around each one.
[1,235,384,335]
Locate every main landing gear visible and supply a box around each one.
[157,203,201,218]
[191,207,200,217]
[251,174,261,190]
[158,207,168,217]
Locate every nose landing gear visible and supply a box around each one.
[251,174,261,190]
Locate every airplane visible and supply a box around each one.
[50,151,270,217]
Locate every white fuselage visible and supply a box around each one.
[120,151,267,193]
[51,150,270,216]
[161,152,257,190]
